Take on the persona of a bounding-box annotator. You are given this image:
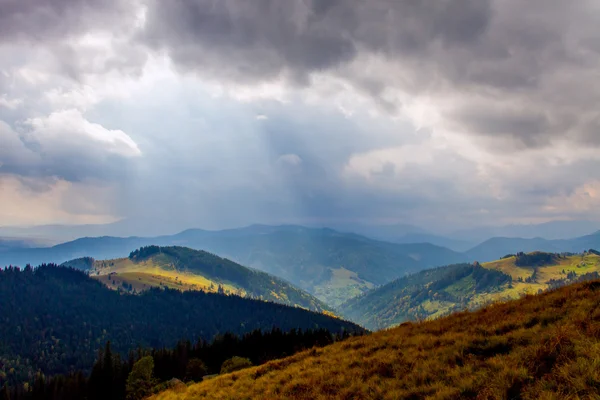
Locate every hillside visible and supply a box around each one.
[152,279,600,399]
[0,226,468,306]
[340,251,600,330]
[175,229,467,306]
[340,263,512,330]
[69,246,331,313]
[0,265,364,386]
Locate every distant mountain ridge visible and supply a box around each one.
[465,230,600,261]
[4,224,600,307]
[0,226,468,307]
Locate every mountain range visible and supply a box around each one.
[4,224,600,307]
[465,230,600,261]
[3,219,599,251]
[0,226,468,306]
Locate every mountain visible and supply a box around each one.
[66,245,331,313]
[1,226,468,306]
[452,220,600,242]
[0,237,54,252]
[466,230,600,261]
[466,236,559,261]
[0,264,364,385]
[333,223,475,252]
[386,233,475,252]
[340,251,600,330]
[169,227,468,306]
[152,278,600,399]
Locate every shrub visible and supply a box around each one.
[185,358,207,382]
[220,357,253,374]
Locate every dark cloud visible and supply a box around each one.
[139,0,600,149]
[141,0,491,83]
[0,0,136,43]
[452,105,552,147]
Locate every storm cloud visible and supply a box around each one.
[1,0,600,230]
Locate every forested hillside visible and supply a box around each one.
[0,265,363,387]
[340,251,600,330]
[340,263,511,330]
[75,246,331,313]
[153,279,600,399]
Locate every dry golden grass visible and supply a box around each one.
[152,280,600,400]
[91,258,242,295]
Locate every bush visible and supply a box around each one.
[220,357,253,374]
[185,358,208,382]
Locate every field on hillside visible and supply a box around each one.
[342,252,600,330]
[91,257,242,295]
[482,252,600,299]
[152,279,600,400]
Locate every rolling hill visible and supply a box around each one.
[169,228,468,306]
[0,264,364,386]
[152,278,600,399]
[65,245,331,313]
[340,251,600,330]
[0,226,468,306]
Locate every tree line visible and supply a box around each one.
[1,327,354,400]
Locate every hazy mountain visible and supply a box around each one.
[0,218,186,242]
[452,220,600,242]
[325,223,473,252]
[0,237,54,252]
[0,226,468,307]
[465,231,600,262]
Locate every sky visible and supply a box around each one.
[1,0,600,233]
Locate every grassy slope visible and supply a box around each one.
[340,252,600,330]
[87,246,332,313]
[152,279,600,400]
[91,258,242,295]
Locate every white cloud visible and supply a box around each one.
[24,109,141,158]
